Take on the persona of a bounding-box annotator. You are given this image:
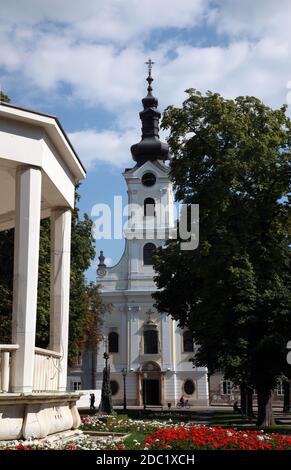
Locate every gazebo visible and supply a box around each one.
[0,101,86,441]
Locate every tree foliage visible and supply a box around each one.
[153,90,291,426]
[0,91,10,102]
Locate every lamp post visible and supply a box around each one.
[104,351,109,369]
[143,372,148,410]
[122,368,127,412]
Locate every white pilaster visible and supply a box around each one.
[161,315,172,369]
[11,166,42,393]
[50,208,72,391]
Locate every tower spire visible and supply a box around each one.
[145,58,155,94]
[130,59,169,165]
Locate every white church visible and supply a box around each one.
[94,65,209,407]
[68,65,209,407]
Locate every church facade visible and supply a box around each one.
[94,66,209,407]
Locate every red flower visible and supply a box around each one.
[143,426,291,451]
[15,444,30,451]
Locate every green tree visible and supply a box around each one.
[0,90,10,102]
[34,190,103,365]
[153,90,291,427]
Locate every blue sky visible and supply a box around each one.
[0,0,290,281]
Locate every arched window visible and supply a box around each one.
[143,243,156,265]
[108,331,119,353]
[183,331,194,352]
[110,380,119,396]
[184,379,195,395]
[144,197,155,217]
[144,329,158,354]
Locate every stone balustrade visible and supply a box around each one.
[0,344,19,392]
[33,347,61,392]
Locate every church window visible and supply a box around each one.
[143,243,156,265]
[144,329,158,354]
[76,351,82,366]
[144,197,156,217]
[110,380,119,396]
[142,172,156,187]
[183,331,194,352]
[184,379,195,395]
[108,331,119,353]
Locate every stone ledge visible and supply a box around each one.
[0,393,82,440]
[0,392,82,405]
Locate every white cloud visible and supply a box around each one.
[69,128,137,168]
[0,0,290,170]
[0,0,206,42]
[209,0,291,41]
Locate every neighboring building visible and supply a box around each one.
[92,65,209,407]
[209,372,286,406]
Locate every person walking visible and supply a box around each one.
[90,393,96,410]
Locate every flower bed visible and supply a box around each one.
[0,435,125,451]
[144,426,291,450]
[1,420,291,451]
[80,415,181,434]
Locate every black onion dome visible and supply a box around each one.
[131,61,169,164]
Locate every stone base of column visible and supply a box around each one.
[0,392,82,440]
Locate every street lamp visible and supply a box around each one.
[122,368,127,412]
[143,372,148,410]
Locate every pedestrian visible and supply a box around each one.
[90,393,96,410]
[233,400,241,414]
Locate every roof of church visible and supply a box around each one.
[130,59,169,165]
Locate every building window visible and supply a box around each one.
[72,381,81,391]
[143,243,156,265]
[184,379,195,395]
[77,352,82,366]
[110,380,119,396]
[144,197,156,217]
[183,331,194,352]
[222,380,233,395]
[144,329,158,354]
[108,331,119,353]
[276,380,285,396]
[142,172,156,187]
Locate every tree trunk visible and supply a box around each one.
[246,387,254,418]
[240,384,246,415]
[257,388,275,427]
[91,346,97,390]
[240,384,253,418]
[283,380,290,413]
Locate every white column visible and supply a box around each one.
[50,208,72,391]
[11,166,42,393]
[161,315,172,369]
[0,351,10,392]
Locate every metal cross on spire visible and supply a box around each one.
[145,58,155,78]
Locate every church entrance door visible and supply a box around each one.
[140,361,162,406]
[143,379,160,405]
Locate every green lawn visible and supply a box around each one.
[122,432,147,449]
[210,410,291,434]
